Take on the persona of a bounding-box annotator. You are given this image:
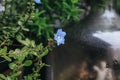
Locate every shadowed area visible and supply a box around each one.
[48,5,120,80]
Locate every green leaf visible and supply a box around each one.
[26,38,30,45]
[71,0,78,4]
[13,71,21,77]
[3,56,11,62]
[40,49,48,57]
[18,21,23,26]
[31,52,37,56]
[37,44,43,50]
[24,60,32,66]
[6,76,12,80]
[9,63,17,70]
[31,40,35,47]
[19,40,29,46]
[0,46,7,54]
[22,27,29,31]
[17,54,26,62]
[0,74,6,80]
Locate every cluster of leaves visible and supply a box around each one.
[0,39,50,80]
[40,0,83,24]
[0,0,83,79]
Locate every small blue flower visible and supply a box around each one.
[0,5,5,12]
[34,0,41,4]
[54,29,66,46]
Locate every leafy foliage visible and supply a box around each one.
[0,40,51,80]
[0,0,83,79]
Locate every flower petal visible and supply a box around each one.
[34,0,41,4]
[54,29,66,46]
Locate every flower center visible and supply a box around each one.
[57,36,62,41]
[57,36,61,39]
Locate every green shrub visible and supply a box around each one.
[0,0,83,79]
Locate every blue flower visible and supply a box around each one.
[0,5,5,12]
[54,29,66,46]
[34,0,41,4]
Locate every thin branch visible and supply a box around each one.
[0,37,9,47]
